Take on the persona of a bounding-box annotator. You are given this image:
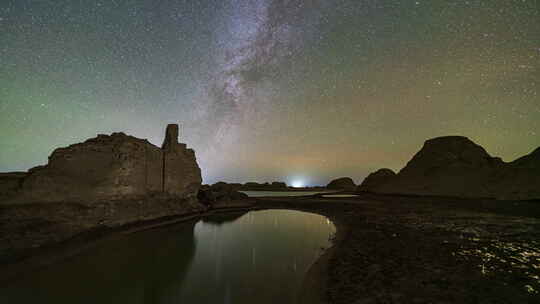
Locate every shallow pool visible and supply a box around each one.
[1,210,336,304]
[240,190,329,197]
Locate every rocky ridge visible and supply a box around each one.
[359,136,540,200]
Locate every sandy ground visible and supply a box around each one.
[258,194,540,304]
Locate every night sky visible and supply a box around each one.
[1,0,539,186]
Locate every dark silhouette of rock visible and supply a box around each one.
[357,169,396,192]
[243,182,262,189]
[1,124,204,255]
[489,147,540,200]
[3,124,201,204]
[240,181,289,191]
[366,136,540,200]
[0,172,26,201]
[209,182,235,199]
[271,182,287,188]
[511,147,540,168]
[197,182,251,208]
[327,177,356,190]
[161,124,202,198]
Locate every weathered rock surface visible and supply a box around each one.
[2,124,201,204]
[357,169,396,192]
[327,177,356,191]
[0,173,26,201]
[0,124,204,257]
[362,136,540,200]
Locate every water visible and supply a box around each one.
[0,210,336,304]
[240,191,329,197]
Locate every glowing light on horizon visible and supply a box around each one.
[291,180,305,188]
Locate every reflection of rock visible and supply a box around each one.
[0,124,204,256]
[201,212,247,226]
[3,220,198,303]
[326,177,356,191]
[357,169,396,192]
[362,136,540,200]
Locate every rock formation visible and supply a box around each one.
[360,136,540,200]
[2,124,201,204]
[197,182,251,208]
[0,172,26,201]
[357,169,396,192]
[326,177,356,191]
[239,181,289,191]
[271,181,287,188]
[0,124,204,257]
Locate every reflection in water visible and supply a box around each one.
[201,212,246,226]
[457,239,540,294]
[1,221,197,304]
[1,210,335,304]
[178,210,335,303]
[240,191,328,197]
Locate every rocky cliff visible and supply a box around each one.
[1,124,203,258]
[2,124,201,204]
[359,136,540,200]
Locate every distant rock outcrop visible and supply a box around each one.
[327,177,356,191]
[357,169,396,192]
[361,136,540,200]
[1,124,204,256]
[198,182,252,208]
[239,181,289,191]
[271,181,287,188]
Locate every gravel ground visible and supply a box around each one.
[257,194,540,304]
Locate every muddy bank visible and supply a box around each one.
[257,194,540,303]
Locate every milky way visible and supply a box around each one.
[199,0,324,146]
[1,0,539,185]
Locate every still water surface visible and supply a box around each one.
[1,210,335,304]
[240,191,329,197]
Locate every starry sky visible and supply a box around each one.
[1,0,539,186]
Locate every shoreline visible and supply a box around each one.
[298,215,348,304]
[256,195,540,303]
[0,201,259,284]
[2,194,540,303]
